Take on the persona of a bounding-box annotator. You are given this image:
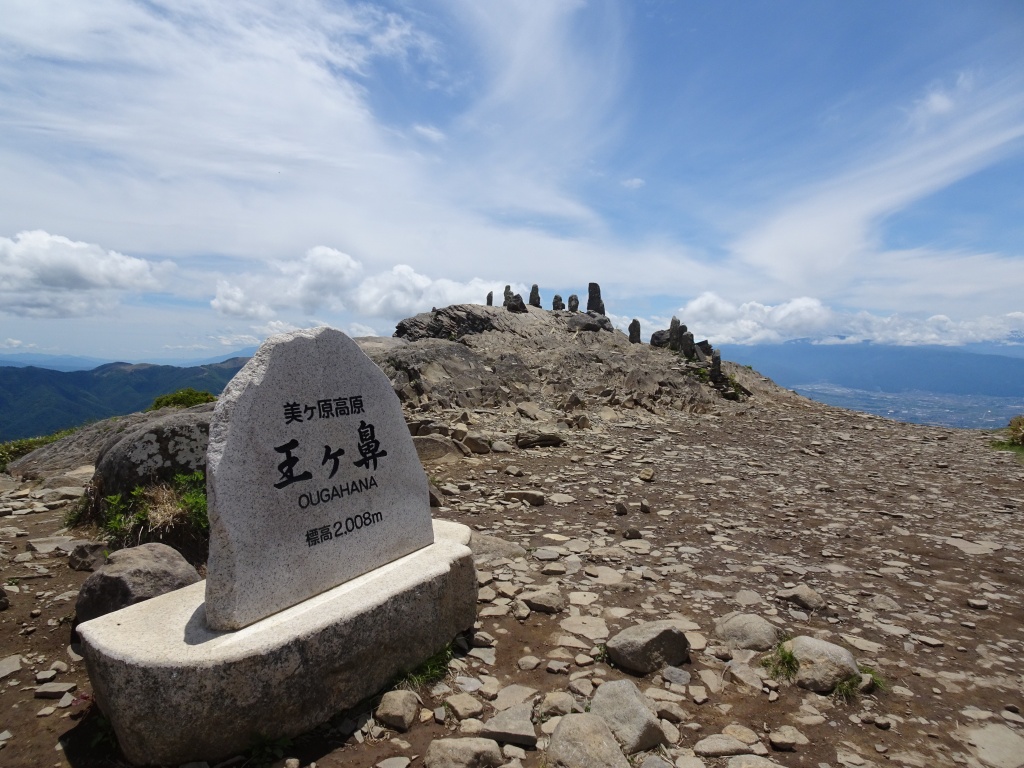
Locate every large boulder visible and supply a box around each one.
[606,620,691,674]
[784,636,859,693]
[547,713,630,768]
[589,679,666,754]
[75,543,201,625]
[91,404,213,501]
[714,612,781,651]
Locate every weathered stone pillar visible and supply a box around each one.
[502,285,513,307]
[567,294,579,312]
[586,282,605,315]
[528,284,541,308]
[628,319,641,344]
[485,291,493,306]
[552,295,565,311]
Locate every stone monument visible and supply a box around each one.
[567,294,579,312]
[77,327,476,764]
[486,290,493,306]
[552,294,565,311]
[628,319,641,344]
[587,282,605,315]
[528,284,541,308]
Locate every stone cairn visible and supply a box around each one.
[528,284,541,308]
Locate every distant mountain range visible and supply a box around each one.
[0,347,258,371]
[0,359,248,442]
[721,341,1024,397]
[2,340,1022,441]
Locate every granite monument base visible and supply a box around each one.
[77,520,476,766]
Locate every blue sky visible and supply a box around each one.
[1,0,1023,359]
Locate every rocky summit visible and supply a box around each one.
[1,301,1022,768]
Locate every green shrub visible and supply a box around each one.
[78,473,209,561]
[0,426,78,472]
[760,641,798,681]
[148,387,217,411]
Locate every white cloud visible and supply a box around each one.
[0,230,164,317]
[413,124,446,143]
[621,178,645,189]
[679,292,1024,346]
[348,322,380,337]
[1,338,32,349]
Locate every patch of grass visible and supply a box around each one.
[832,673,860,703]
[1009,414,1024,446]
[859,665,889,693]
[0,426,79,472]
[690,366,711,383]
[395,642,454,691]
[147,387,217,411]
[87,473,208,553]
[593,644,608,664]
[760,641,799,681]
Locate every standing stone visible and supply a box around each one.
[205,326,435,630]
[502,285,513,307]
[552,295,565,311]
[506,294,528,313]
[711,350,724,383]
[528,284,541,308]
[486,291,493,307]
[668,317,681,351]
[680,331,696,359]
[567,294,579,312]
[586,282,605,315]
[628,319,641,344]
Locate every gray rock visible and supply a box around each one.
[479,702,537,747]
[446,693,484,720]
[784,636,859,694]
[552,295,565,311]
[0,588,8,611]
[506,294,528,313]
[462,434,491,454]
[640,757,673,768]
[586,282,605,315]
[547,713,630,768]
[90,405,213,503]
[714,612,781,651]
[606,620,691,674]
[75,542,200,624]
[694,734,752,757]
[485,291,493,306]
[376,690,420,732]
[519,589,565,614]
[775,584,825,611]
[628,319,641,344]
[69,541,108,572]
[536,691,575,719]
[516,430,565,449]
[468,532,527,561]
[503,490,546,506]
[589,679,666,754]
[528,285,541,308]
[566,312,614,333]
[567,294,579,312]
[424,737,503,768]
[0,654,21,679]
[414,435,466,463]
[960,723,1024,768]
[727,758,784,768]
[650,329,670,348]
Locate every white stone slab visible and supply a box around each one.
[78,520,475,766]
[205,326,434,629]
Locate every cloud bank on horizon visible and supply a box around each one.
[1,0,1022,357]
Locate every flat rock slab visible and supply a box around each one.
[960,723,1024,768]
[78,520,475,766]
[206,326,434,630]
